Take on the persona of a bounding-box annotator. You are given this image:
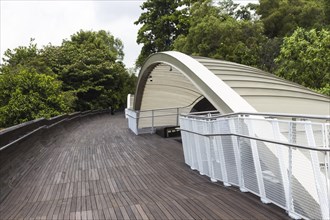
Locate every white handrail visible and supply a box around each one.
[180,114,330,219]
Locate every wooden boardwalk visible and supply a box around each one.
[0,113,289,219]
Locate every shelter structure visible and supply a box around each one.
[133,51,329,116]
[126,51,330,220]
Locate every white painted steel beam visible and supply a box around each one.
[134,51,329,116]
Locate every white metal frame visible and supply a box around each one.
[180,112,330,220]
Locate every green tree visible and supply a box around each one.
[218,0,257,21]
[0,29,137,127]
[0,69,73,128]
[1,39,54,76]
[275,28,330,95]
[39,44,63,76]
[259,37,282,72]
[325,0,330,25]
[174,0,266,68]
[257,0,327,38]
[57,30,135,111]
[134,0,194,68]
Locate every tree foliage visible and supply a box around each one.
[325,0,330,25]
[55,30,135,111]
[255,0,329,73]
[0,40,74,128]
[218,0,258,21]
[173,0,266,68]
[134,0,329,97]
[134,0,195,68]
[0,30,137,128]
[0,69,73,127]
[275,28,330,95]
[257,0,327,38]
[259,37,283,72]
[2,39,54,76]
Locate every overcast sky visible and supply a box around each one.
[0,0,258,69]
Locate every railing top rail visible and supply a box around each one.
[135,106,190,113]
[126,112,180,119]
[0,109,111,150]
[179,128,330,152]
[181,111,330,121]
[185,110,220,115]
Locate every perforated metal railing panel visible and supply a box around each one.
[180,113,330,220]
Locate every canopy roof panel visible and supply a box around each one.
[134,51,329,116]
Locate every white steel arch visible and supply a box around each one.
[134,51,256,114]
[128,51,330,220]
[134,51,329,116]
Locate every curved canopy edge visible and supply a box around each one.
[134,51,257,114]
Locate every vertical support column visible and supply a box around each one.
[286,121,301,219]
[324,149,330,220]
[189,118,198,171]
[151,110,154,133]
[246,118,269,203]
[176,108,179,126]
[127,94,131,110]
[180,117,190,166]
[324,123,330,220]
[206,118,216,182]
[136,110,140,135]
[229,117,245,191]
[290,118,297,144]
[288,145,298,219]
[305,122,329,219]
[218,118,231,186]
[192,119,203,174]
[202,119,211,176]
[271,119,291,213]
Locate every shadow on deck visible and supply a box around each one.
[0,113,289,219]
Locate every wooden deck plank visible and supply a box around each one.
[158,201,181,220]
[140,203,156,220]
[108,207,117,220]
[146,202,167,219]
[113,206,123,219]
[0,113,290,219]
[119,206,130,219]
[129,204,142,220]
[102,207,110,220]
[155,201,176,220]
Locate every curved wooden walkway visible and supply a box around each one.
[0,113,289,219]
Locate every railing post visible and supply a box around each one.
[287,145,299,219]
[172,111,330,220]
[287,118,298,219]
[287,120,299,219]
[136,111,140,135]
[290,118,297,144]
[192,118,204,174]
[151,110,154,133]
[325,150,330,220]
[272,119,291,214]
[325,123,330,219]
[180,116,191,167]
[229,117,245,191]
[246,117,269,204]
[218,118,230,186]
[176,108,179,126]
[207,118,216,182]
[305,122,329,219]
[189,118,198,170]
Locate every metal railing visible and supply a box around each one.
[0,109,111,150]
[0,109,111,203]
[180,112,330,220]
[125,106,195,135]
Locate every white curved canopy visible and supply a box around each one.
[134,51,330,116]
